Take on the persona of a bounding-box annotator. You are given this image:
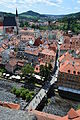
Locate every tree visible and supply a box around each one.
[40,65,45,80]
[26,94,32,102]
[20,89,29,99]
[11,87,16,94]
[40,64,51,81]
[21,64,34,76]
[31,24,36,29]
[48,63,52,71]
[15,89,21,97]
[20,21,24,27]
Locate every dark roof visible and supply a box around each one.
[3,16,16,26]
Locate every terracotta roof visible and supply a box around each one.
[40,49,56,56]
[0,101,20,110]
[30,108,80,120]
[59,52,74,63]
[68,108,79,119]
[60,44,71,50]
[59,60,80,75]
[60,109,80,120]
[31,110,61,120]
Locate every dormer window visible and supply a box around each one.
[36,67,38,70]
[77,72,80,75]
[73,71,76,74]
[68,70,70,73]
[76,41,78,44]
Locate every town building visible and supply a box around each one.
[0,9,19,36]
[57,53,80,101]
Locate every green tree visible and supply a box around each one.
[48,63,52,71]
[11,87,16,94]
[40,64,51,81]
[31,24,36,29]
[26,94,32,102]
[21,64,34,76]
[15,89,21,97]
[20,89,29,99]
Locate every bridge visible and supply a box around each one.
[26,44,60,110]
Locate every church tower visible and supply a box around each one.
[15,8,19,34]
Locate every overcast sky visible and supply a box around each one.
[0,0,80,15]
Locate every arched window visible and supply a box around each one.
[73,71,76,74]
[77,72,80,75]
[68,70,70,73]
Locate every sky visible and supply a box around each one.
[0,0,80,15]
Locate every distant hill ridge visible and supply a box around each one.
[0,10,80,20]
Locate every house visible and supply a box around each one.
[5,59,17,73]
[59,52,74,64]
[57,59,80,101]
[39,48,56,63]
[3,9,19,35]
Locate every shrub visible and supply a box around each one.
[11,87,16,94]
[26,94,32,102]
[30,91,34,96]
[11,87,33,102]
[20,89,29,99]
[15,89,21,97]
[20,87,25,92]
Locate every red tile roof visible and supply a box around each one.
[60,109,80,120]
[59,60,80,75]
[0,101,20,110]
[30,108,80,120]
[59,52,74,63]
[68,108,79,119]
[31,110,61,120]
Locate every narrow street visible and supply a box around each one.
[26,44,60,110]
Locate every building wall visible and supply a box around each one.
[24,52,39,65]
[57,72,80,90]
[39,53,55,63]
[5,64,16,73]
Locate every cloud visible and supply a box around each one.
[0,0,63,8]
[77,0,80,3]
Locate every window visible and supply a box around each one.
[36,67,38,70]
[73,71,76,74]
[77,72,80,75]
[68,70,70,73]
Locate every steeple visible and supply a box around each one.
[16,8,18,17]
[15,8,19,35]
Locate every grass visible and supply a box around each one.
[20,80,25,83]
[35,83,42,88]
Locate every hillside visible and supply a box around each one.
[20,10,46,18]
[0,10,80,20]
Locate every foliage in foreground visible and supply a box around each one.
[11,87,34,102]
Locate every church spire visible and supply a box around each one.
[16,8,18,17]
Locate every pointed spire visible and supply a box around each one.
[16,8,18,17]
